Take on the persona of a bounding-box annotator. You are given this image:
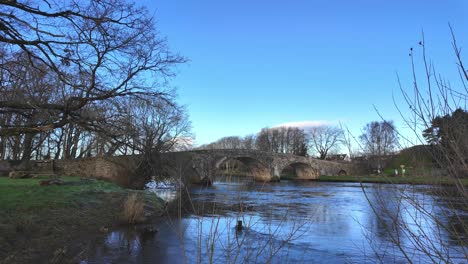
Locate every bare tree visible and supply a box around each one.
[359,121,398,169]
[396,28,467,181]
[117,94,192,186]
[255,127,307,156]
[0,53,58,159]
[127,96,191,155]
[306,125,343,159]
[0,0,185,136]
[242,134,256,150]
[199,136,243,150]
[362,27,468,263]
[396,27,468,184]
[199,128,307,156]
[0,0,188,162]
[340,123,359,160]
[217,136,244,149]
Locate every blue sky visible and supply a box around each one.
[145,0,468,146]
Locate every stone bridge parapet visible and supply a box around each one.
[168,149,360,183]
[0,149,363,186]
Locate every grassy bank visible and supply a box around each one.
[0,176,164,264]
[316,175,468,186]
[280,174,298,180]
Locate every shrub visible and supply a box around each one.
[122,193,145,224]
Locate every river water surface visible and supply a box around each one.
[84,178,467,263]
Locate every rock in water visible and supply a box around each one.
[236,220,243,232]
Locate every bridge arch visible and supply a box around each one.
[164,149,359,184]
[279,162,319,180]
[215,156,272,182]
[338,169,347,176]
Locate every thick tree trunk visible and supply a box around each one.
[21,133,35,161]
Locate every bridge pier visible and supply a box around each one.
[271,165,281,182]
[1,150,362,188]
[292,164,319,180]
[251,166,273,182]
[162,149,361,185]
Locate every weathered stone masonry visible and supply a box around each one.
[0,149,365,187]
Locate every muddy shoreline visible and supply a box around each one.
[0,176,164,264]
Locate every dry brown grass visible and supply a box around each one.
[295,166,319,179]
[249,166,271,182]
[123,193,145,224]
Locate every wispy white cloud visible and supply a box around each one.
[274,120,333,129]
[172,136,195,150]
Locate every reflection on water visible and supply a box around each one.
[84,178,468,263]
[145,180,178,202]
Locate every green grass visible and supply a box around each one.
[280,174,297,180]
[0,175,163,263]
[0,176,123,211]
[317,175,468,185]
[381,167,436,178]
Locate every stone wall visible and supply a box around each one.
[54,156,140,186]
[0,160,14,176]
[0,150,369,185]
[0,160,54,176]
[0,156,140,187]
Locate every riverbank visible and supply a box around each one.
[0,176,164,264]
[316,175,468,186]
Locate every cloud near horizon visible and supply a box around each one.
[274,120,334,129]
[172,136,194,150]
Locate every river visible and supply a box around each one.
[84,178,467,263]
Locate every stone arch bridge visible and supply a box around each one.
[0,149,362,187]
[160,149,359,184]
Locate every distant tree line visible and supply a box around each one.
[200,121,402,161]
[255,127,308,156]
[198,127,308,156]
